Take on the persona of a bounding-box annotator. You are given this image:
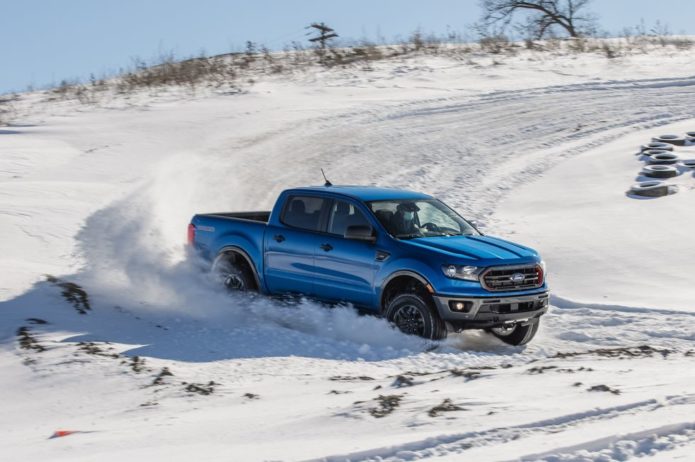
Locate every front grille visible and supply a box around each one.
[481,265,543,292]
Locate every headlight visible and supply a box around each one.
[538,260,547,284]
[442,264,481,281]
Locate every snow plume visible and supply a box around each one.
[71,153,428,359]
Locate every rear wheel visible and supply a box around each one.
[211,254,256,292]
[489,319,540,346]
[386,293,447,340]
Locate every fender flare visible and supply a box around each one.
[379,270,434,311]
[213,245,262,290]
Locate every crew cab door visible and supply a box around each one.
[313,199,380,307]
[263,195,329,295]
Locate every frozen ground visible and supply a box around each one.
[1,46,695,461]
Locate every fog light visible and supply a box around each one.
[449,300,471,313]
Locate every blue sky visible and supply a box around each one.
[1,0,693,93]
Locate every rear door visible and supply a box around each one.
[313,199,380,307]
[263,195,329,295]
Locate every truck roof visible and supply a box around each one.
[287,185,432,202]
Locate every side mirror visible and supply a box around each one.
[345,225,376,243]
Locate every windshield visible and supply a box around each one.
[367,199,479,239]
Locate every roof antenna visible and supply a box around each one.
[321,168,333,187]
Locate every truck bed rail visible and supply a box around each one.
[198,211,271,223]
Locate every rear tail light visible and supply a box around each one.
[187,223,196,245]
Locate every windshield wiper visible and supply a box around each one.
[395,233,423,240]
[397,233,460,239]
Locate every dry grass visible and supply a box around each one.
[9,25,690,115]
[0,94,19,126]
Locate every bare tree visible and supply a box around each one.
[480,0,596,39]
[306,22,338,50]
[306,22,339,64]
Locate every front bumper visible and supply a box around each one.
[432,291,549,330]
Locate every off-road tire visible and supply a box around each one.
[385,293,447,340]
[211,255,256,292]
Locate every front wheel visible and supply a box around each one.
[385,293,447,340]
[489,319,540,346]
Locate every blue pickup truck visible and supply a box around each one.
[188,185,548,345]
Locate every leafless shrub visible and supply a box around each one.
[411,29,425,51]
[0,93,19,125]
[53,79,79,99]
[115,50,244,93]
[567,36,588,53]
[619,20,694,52]
[354,42,385,61]
[602,41,619,58]
[479,34,512,53]
[74,85,96,104]
[524,38,538,50]
[261,45,275,66]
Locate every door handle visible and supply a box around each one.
[320,243,333,252]
[274,234,285,243]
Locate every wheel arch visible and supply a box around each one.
[213,245,262,291]
[379,270,434,313]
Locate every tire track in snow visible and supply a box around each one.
[513,421,695,462]
[313,394,695,462]
[236,74,695,229]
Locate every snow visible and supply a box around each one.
[2,45,695,461]
[498,121,695,311]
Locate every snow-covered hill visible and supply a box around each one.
[2,46,695,461]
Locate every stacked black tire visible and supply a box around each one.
[629,133,695,197]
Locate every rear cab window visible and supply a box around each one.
[281,195,327,231]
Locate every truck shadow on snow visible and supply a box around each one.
[1,272,519,363]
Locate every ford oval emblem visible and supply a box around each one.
[510,273,525,283]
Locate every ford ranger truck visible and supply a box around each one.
[188,186,548,345]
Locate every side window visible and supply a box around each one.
[369,202,398,235]
[327,200,370,236]
[282,196,326,231]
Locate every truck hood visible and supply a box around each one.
[403,235,538,262]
